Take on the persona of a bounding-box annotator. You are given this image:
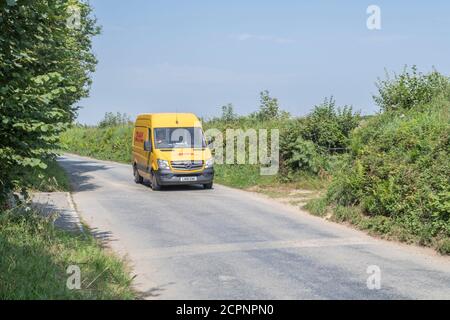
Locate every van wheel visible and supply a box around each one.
[151,173,161,191]
[203,182,213,189]
[133,165,143,184]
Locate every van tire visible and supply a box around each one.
[151,173,161,191]
[133,165,143,184]
[203,182,213,189]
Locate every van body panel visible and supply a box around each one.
[132,113,214,187]
[136,113,201,128]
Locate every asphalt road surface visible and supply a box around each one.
[59,154,450,299]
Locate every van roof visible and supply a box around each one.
[135,113,202,127]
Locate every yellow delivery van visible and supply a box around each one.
[132,113,214,190]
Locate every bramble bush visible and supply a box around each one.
[326,68,450,250]
[282,137,324,174]
[301,97,361,150]
[279,97,360,175]
[374,65,449,112]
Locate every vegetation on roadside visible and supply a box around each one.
[0,207,135,300]
[62,91,360,189]
[308,67,450,254]
[61,67,450,254]
[0,0,99,204]
[0,153,136,299]
[0,1,135,300]
[26,159,70,193]
[61,125,133,163]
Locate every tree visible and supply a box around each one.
[256,90,280,120]
[0,0,100,204]
[98,112,131,128]
[220,103,237,123]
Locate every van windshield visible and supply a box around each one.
[154,127,206,149]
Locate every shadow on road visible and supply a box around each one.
[136,282,175,299]
[58,158,112,192]
[89,227,116,246]
[142,180,212,192]
[31,195,82,233]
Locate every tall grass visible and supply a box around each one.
[321,97,450,253]
[311,68,450,254]
[26,159,71,192]
[0,207,135,299]
[60,125,133,163]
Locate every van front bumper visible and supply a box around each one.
[155,168,214,186]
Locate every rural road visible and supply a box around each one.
[59,154,450,299]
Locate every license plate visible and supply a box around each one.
[180,176,197,182]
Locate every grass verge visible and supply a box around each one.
[0,207,135,299]
[2,160,135,299]
[27,159,71,192]
[305,197,450,255]
[210,164,329,191]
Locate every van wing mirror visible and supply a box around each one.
[144,141,152,152]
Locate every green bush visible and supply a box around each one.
[0,0,99,204]
[301,97,361,150]
[282,137,324,174]
[327,95,450,246]
[374,65,450,111]
[304,197,328,217]
[279,97,360,177]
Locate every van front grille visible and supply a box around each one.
[171,160,203,171]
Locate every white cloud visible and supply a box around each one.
[231,33,295,44]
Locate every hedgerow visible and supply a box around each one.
[0,0,99,204]
[325,67,450,252]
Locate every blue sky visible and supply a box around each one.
[77,0,450,124]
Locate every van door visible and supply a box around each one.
[134,126,150,177]
[145,128,152,174]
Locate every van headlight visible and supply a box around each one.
[157,159,170,170]
[205,158,214,169]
